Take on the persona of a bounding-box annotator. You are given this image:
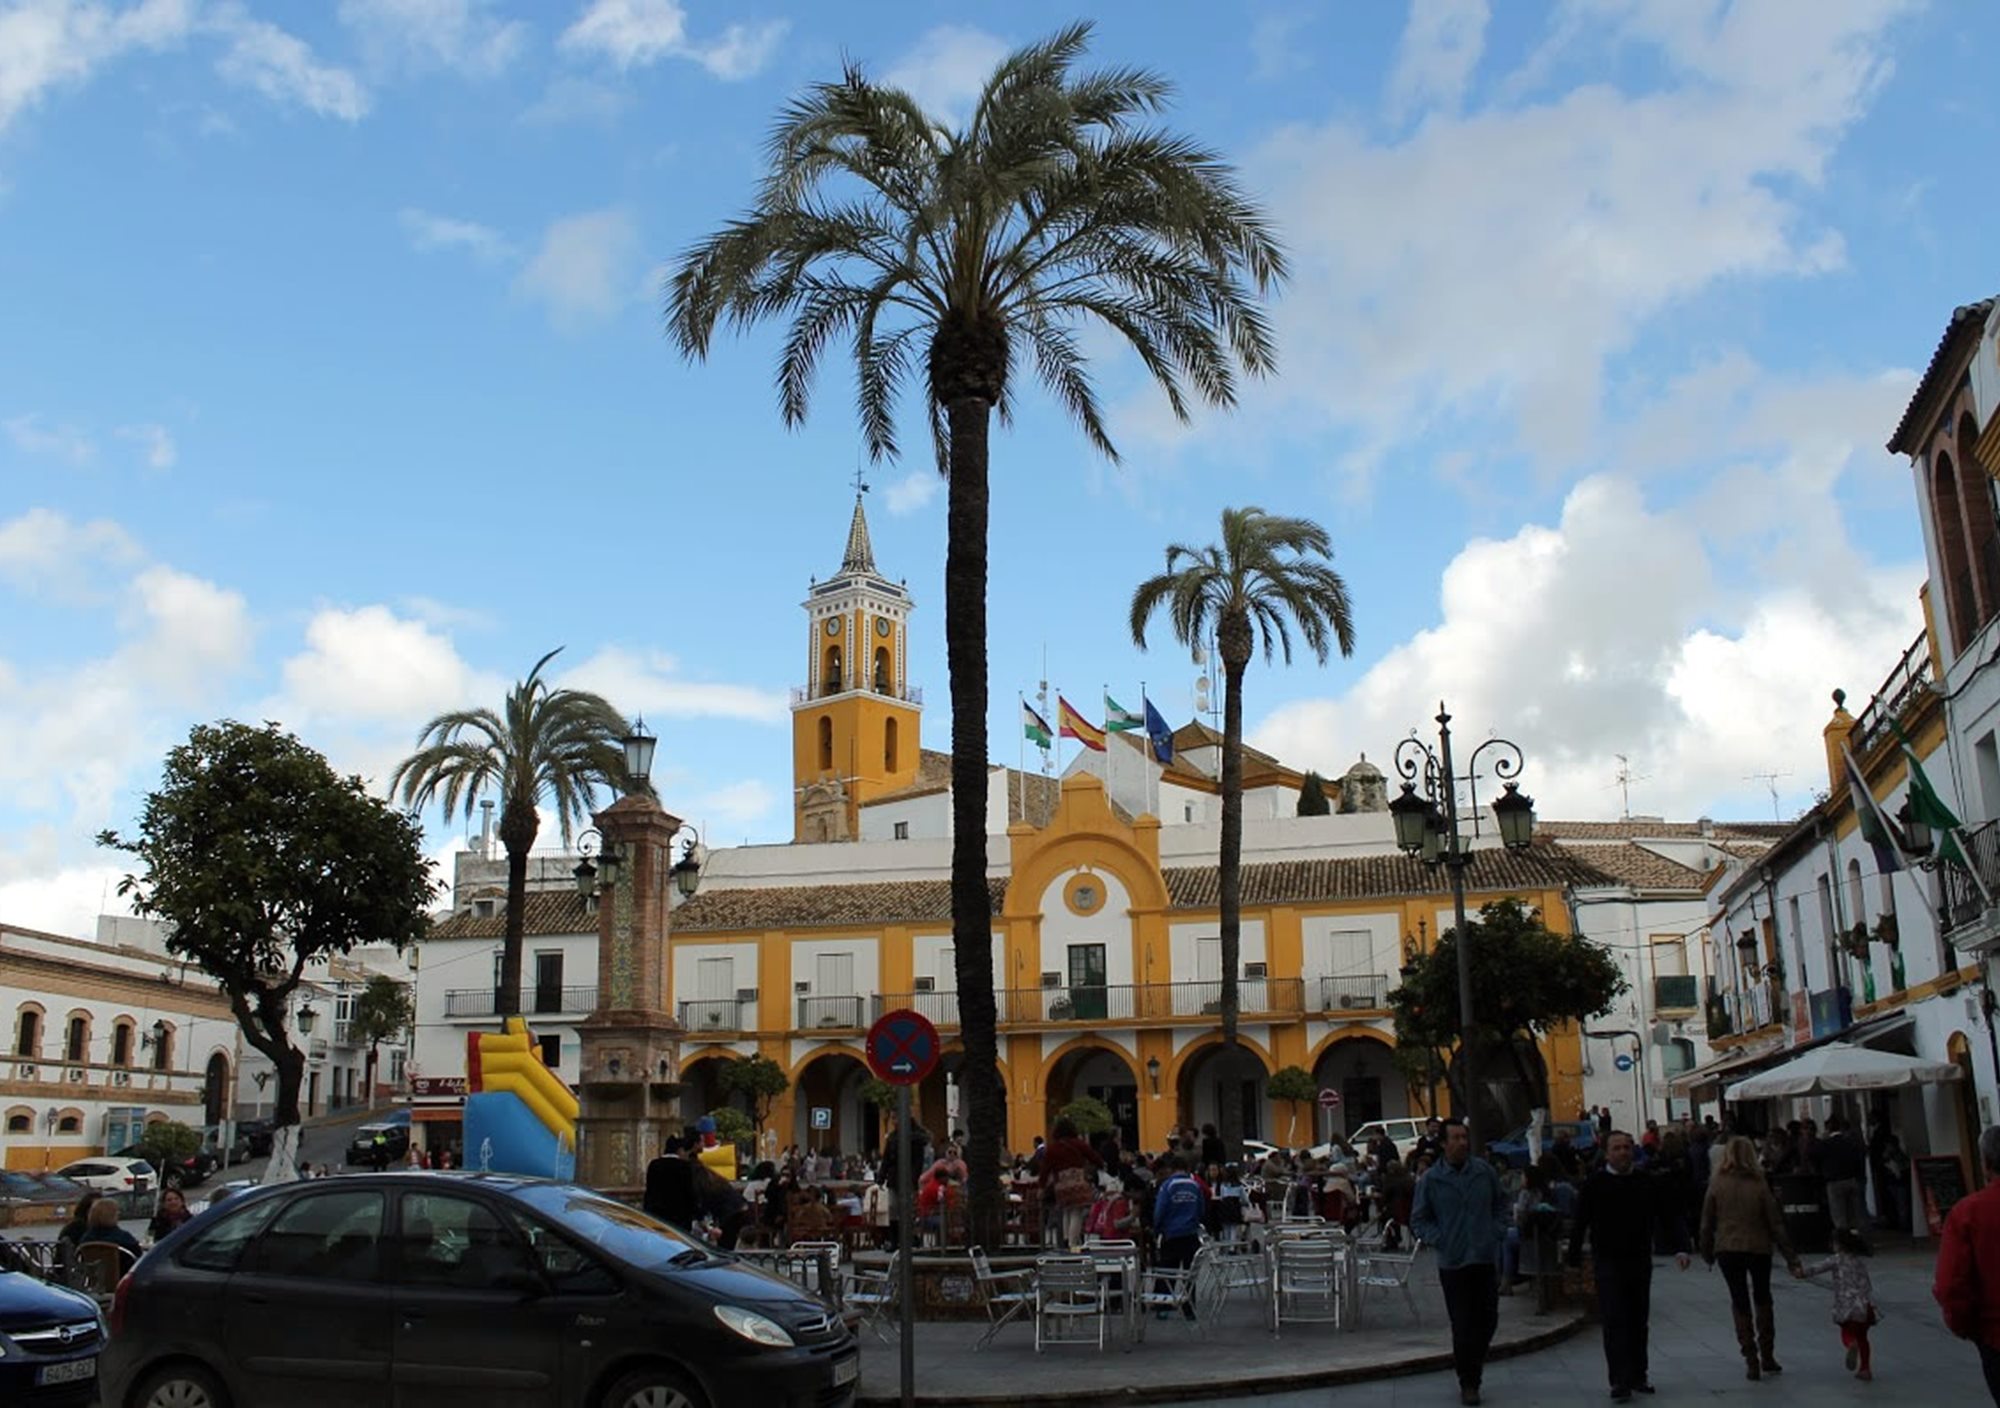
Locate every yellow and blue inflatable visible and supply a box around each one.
[464,1017,577,1179]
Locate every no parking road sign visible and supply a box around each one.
[866,1008,940,1086]
[1317,1087,1341,1109]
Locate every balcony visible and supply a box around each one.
[1850,628,1934,757]
[1003,985,1137,1023]
[443,986,597,1020]
[678,998,753,1034]
[1317,973,1391,1014]
[1943,818,2000,944]
[872,991,961,1028]
[1652,975,1699,1014]
[789,683,924,707]
[798,995,866,1030]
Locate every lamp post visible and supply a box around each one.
[1389,702,1536,1151]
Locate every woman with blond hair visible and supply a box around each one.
[1699,1135,1803,1380]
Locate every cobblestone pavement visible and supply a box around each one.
[1200,1241,1989,1407]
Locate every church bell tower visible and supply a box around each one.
[792,491,922,841]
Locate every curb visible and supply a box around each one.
[854,1307,1589,1407]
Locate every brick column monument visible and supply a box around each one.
[574,792,685,1194]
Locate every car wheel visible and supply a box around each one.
[134,1361,230,1408]
[604,1365,708,1408]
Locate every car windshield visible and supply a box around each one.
[510,1186,708,1271]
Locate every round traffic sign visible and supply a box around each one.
[1613,1053,1635,1073]
[1317,1087,1341,1109]
[866,1008,941,1086]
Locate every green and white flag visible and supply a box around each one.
[1023,702,1053,750]
[1105,694,1144,733]
[1891,720,1972,870]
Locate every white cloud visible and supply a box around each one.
[520,75,628,127]
[1386,0,1489,118]
[399,206,515,263]
[512,207,639,330]
[1252,470,1924,824]
[6,412,95,464]
[561,645,788,725]
[278,604,499,727]
[0,0,193,136]
[1248,12,1313,82]
[1121,0,1911,480]
[883,469,939,516]
[337,0,526,78]
[558,0,784,80]
[0,506,142,601]
[121,564,253,700]
[209,5,370,122]
[0,857,137,942]
[117,421,176,469]
[882,24,1008,126]
[684,778,778,831]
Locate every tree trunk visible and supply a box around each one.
[365,1041,379,1111]
[943,394,1004,1247]
[497,797,540,1019]
[1217,634,1250,1161]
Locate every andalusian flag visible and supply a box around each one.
[1023,702,1052,749]
[1105,695,1144,733]
[1842,742,1904,875]
[1890,720,1969,867]
[1059,696,1107,751]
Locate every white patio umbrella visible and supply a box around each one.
[1724,1041,1961,1101]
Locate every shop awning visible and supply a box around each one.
[1725,1041,1962,1101]
[1670,1043,1784,1097]
[410,1107,464,1124]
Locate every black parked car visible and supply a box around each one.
[234,1120,274,1159]
[102,1172,858,1408]
[0,1264,103,1406]
[113,1144,213,1190]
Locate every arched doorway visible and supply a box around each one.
[203,1052,230,1128]
[679,1057,751,1131]
[794,1049,875,1158]
[1045,1043,1138,1149]
[1312,1037,1405,1143]
[1176,1041,1268,1145]
[1449,1035,1547,1141]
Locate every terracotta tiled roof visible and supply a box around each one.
[1536,819,1788,841]
[863,749,956,803]
[1555,843,1708,891]
[429,890,592,940]
[673,876,1009,933]
[1889,297,1997,454]
[1008,770,1060,827]
[1162,841,1618,909]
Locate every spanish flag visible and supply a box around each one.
[1058,696,1106,751]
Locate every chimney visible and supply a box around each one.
[479,800,495,859]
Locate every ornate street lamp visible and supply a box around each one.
[1391,701,1535,1152]
[295,1004,318,1037]
[671,827,704,899]
[622,717,657,790]
[1146,1055,1162,1094]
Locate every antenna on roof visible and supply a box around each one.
[1743,770,1791,822]
[851,454,870,498]
[1611,754,1651,820]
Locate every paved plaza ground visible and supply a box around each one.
[858,1239,1992,1408]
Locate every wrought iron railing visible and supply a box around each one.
[1317,973,1391,1013]
[444,986,596,1019]
[1944,818,2000,937]
[797,995,866,1030]
[1851,628,1934,756]
[678,999,751,1033]
[1652,975,1699,1013]
[871,991,961,1027]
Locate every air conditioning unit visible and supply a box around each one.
[1244,962,1268,979]
[14,1063,38,1081]
[1040,972,1060,988]
[794,981,811,995]
[112,1071,133,1088]
[913,976,936,992]
[734,988,758,1002]
[64,1067,86,1084]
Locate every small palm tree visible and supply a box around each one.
[667,22,1283,1241]
[391,649,631,1019]
[1130,507,1355,1154]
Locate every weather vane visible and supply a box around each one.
[851,457,870,497]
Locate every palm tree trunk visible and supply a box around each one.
[944,395,1004,1246]
[497,797,539,1020]
[1218,646,1248,1160]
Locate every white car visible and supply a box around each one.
[1346,1117,1429,1162]
[56,1155,155,1196]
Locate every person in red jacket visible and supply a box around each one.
[1935,1125,2000,1402]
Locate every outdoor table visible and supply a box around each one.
[1084,1243,1143,1347]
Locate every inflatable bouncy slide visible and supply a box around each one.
[464,1018,577,1180]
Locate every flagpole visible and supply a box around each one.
[1017,691,1026,824]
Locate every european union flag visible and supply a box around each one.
[1143,697,1173,764]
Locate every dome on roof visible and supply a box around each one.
[1337,753,1388,814]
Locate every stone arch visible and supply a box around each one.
[884,715,899,773]
[12,1001,46,1059]
[1040,1038,1139,1149]
[3,1104,32,1134]
[823,644,843,695]
[62,1009,91,1064]
[1005,840,1170,919]
[1171,1033,1275,1146]
[1962,409,2000,624]
[790,1046,874,1157]
[817,715,834,771]
[1311,1033,1409,1141]
[204,1050,231,1127]
[678,1050,752,1130]
[149,1019,176,1073]
[53,1106,84,1136]
[915,1044,1006,1148]
[873,646,891,693]
[110,1015,137,1068]
[1934,449,1976,651]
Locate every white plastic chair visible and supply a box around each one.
[1034,1254,1107,1352]
[970,1245,1036,1350]
[1353,1238,1423,1326]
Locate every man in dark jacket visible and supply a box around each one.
[643,1134,699,1229]
[1151,1156,1207,1318]
[1818,1114,1869,1236]
[1569,1130,1692,1401]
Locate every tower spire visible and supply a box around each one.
[840,481,877,576]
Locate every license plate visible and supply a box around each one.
[832,1356,858,1387]
[38,1359,96,1386]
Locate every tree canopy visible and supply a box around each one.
[101,721,436,1135]
[718,1055,790,1133]
[1296,772,1331,816]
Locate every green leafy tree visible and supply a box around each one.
[707,1107,755,1149]
[668,23,1282,1243]
[101,721,435,1174]
[134,1119,202,1171]
[1389,898,1627,1129]
[1266,1064,1317,1145]
[1296,772,1331,816]
[391,649,634,1020]
[718,1055,790,1133]
[858,1076,899,1109]
[1131,507,1355,1156]
[1059,1095,1114,1138]
[346,973,415,1108]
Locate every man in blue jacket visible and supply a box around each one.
[1411,1119,1510,1406]
[1151,1156,1207,1318]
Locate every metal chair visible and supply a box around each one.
[1208,1239,1269,1319]
[1139,1242,1212,1335]
[1033,1255,1107,1352]
[1270,1236,1341,1334]
[1353,1238,1423,1326]
[842,1251,898,1344]
[969,1245,1036,1350]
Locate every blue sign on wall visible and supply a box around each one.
[1613,1053,1635,1073]
[1808,986,1854,1039]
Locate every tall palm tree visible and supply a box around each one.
[391,648,631,1019]
[667,23,1283,1238]
[1130,507,1355,1154]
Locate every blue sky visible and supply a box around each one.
[3,0,1995,936]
